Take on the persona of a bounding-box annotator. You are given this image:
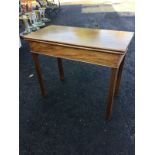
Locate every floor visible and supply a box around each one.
[20,1,135,154]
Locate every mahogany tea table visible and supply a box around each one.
[23,25,134,120]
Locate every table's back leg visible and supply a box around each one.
[114,57,125,96]
[57,58,64,81]
[32,53,46,96]
[106,68,118,120]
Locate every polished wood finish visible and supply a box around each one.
[24,25,134,52]
[57,58,64,80]
[29,40,124,68]
[32,53,46,96]
[22,25,134,120]
[106,68,119,120]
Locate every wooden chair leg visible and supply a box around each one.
[32,53,46,96]
[106,68,119,120]
[114,57,125,96]
[57,58,64,81]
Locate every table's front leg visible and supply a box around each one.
[32,53,46,96]
[57,58,64,81]
[106,68,119,120]
[114,57,125,96]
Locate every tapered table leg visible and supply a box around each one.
[57,58,64,81]
[114,58,125,96]
[32,53,46,96]
[106,68,119,120]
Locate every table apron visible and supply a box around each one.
[29,41,124,68]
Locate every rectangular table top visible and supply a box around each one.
[24,25,134,52]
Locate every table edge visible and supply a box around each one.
[24,37,127,54]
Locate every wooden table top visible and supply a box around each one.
[24,25,134,52]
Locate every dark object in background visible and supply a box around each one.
[36,0,60,16]
[26,4,29,12]
[35,5,40,10]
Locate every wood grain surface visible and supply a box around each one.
[24,25,134,52]
[29,40,124,68]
